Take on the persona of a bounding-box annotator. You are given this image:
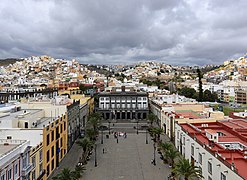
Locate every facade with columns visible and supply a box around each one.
[0,88,58,103]
[98,91,149,120]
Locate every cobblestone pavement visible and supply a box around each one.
[82,132,172,180]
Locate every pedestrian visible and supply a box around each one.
[103,148,105,154]
[124,132,127,138]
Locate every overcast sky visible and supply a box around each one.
[0,0,247,65]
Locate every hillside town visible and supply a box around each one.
[0,54,246,180]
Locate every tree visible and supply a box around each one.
[149,127,163,142]
[178,87,196,99]
[52,168,74,180]
[148,113,157,127]
[73,165,86,179]
[79,84,89,93]
[203,90,218,102]
[165,146,180,168]
[88,112,102,132]
[197,69,203,102]
[76,137,94,164]
[159,142,173,163]
[172,158,203,180]
[85,128,98,141]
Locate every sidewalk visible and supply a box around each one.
[48,140,84,179]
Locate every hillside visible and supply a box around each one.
[0,58,23,66]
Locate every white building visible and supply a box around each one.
[0,139,32,180]
[175,120,247,180]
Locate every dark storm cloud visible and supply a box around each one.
[0,0,246,65]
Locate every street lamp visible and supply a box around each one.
[94,144,97,167]
[146,128,148,144]
[117,132,119,143]
[136,120,139,134]
[101,129,103,144]
[153,142,156,166]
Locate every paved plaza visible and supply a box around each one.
[82,132,171,180]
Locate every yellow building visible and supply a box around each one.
[43,114,68,179]
[58,88,94,114]
[29,142,44,180]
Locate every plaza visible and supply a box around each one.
[82,131,171,180]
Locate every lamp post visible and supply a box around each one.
[153,142,156,166]
[94,144,97,167]
[101,129,103,144]
[146,128,148,144]
[117,132,119,143]
[136,120,139,134]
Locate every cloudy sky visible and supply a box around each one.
[0,0,247,65]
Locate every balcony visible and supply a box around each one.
[21,163,33,177]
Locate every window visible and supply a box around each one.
[14,164,18,175]
[47,150,50,163]
[7,169,11,180]
[32,170,36,180]
[1,174,5,180]
[199,153,202,164]
[51,146,54,157]
[60,138,63,147]
[32,156,36,168]
[46,134,50,146]
[64,122,66,130]
[46,164,50,176]
[191,145,194,156]
[7,136,12,139]
[23,156,27,168]
[60,124,63,133]
[51,131,54,141]
[39,163,43,175]
[51,159,54,170]
[208,161,212,175]
[220,173,226,180]
[39,150,43,162]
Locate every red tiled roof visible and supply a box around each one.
[180,119,247,179]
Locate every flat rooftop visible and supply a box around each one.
[0,139,27,158]
[175,110,202,119]
[0,109,42,122]
[0,109,56,128]
[180,119,247,179]
[0,144,18,157]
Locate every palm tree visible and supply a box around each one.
[159,142,173,163]
[85,128,98,141]
[73,165,86,179]
[52,168,75,180]
[88,112,102,132]
[148,113,157,127]
[152,127,163,142]
[76,137,94,164]
[165,146,180,168]
[172,158,203,180]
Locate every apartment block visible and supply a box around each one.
[0,139,32,180]
[175,120,247,180]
